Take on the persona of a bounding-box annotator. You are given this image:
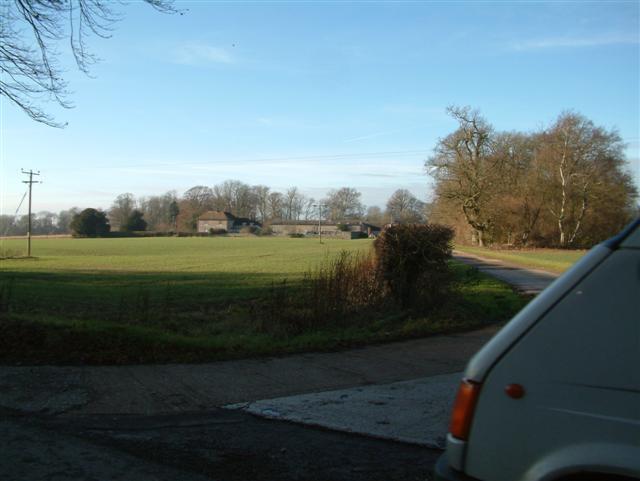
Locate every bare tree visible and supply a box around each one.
[252,185,270,222]
[427,106,502,246]
[178,185,213,231]
[183,186,214,211]
[138,191,177,231]
[303,196,316,220]
[267,191,284,220]
[324,187,364,221]
[364,206,385,226]
[56,207,80,233]
[489,132,543,246]
[212,180,255,218]
[109,193,136,231]
[540,112,629,246]
[1,0,175,127]
[284,187,305,220]
[385,189,425,224]
[428,108,637,248]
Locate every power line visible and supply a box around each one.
[0,189,28,238]
[58,149,431,172]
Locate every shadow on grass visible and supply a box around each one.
[0,262,531,365]
[1,269,298,321]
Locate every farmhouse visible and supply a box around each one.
[269,220,381,238]
[197,211,259,233]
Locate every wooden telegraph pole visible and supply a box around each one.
[313,203,326,244]
[21,169,41,257]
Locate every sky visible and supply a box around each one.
[1,0,639,214]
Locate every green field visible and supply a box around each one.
[0,236,528,364]
[454,245,586,273]
[1,236,372,309]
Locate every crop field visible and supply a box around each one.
[0,236,527,364]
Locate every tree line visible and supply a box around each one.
[1,184,427,236]
[427,107,638,248]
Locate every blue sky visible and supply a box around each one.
[1,1,639,213]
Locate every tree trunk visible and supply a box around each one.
[556,133,569,247]
[568,181,589,245]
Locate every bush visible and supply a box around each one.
[256,226,273,236]
[374,224,454,310]
[254,250,383,335]
[122,210,147,232]
[252,224,455,335]
[240,225,259,235]
[289,233,305,238]
[305,251,384,320]
[208,228,227,236]
[70,208,110,237]
[337,223,350,232]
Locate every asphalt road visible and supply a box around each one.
[0,328,498,481]
[453,251,558,294]
[1,407,440,481]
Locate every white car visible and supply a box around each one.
[435,219,640,481]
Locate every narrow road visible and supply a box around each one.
[453,250,559,294]
[0,327,498,416]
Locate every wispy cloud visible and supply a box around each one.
[510,33,639,51]
[171,42,235,65]
[357,171,424,178]
[343,130,398,143]
[257,117,275,126]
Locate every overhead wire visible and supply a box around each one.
[1,188,28,239]
[56,149,431,172]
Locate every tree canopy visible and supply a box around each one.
[123,210,148,232]
[70,208,110,237]
[386,189,426,224]
[428,107,637,248]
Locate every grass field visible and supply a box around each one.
[0,236,529,364]
[0,236,372,309]
[454,245,586,273]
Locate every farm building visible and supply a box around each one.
[269,220,380,238]
[197,211,260,233]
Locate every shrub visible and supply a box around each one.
[240,225,259,235]
[70,208,110,237]
[304,251,383,323]
[337,223,350,232]
[289,233,305,238]
[257,226,273,236]
[122,210,147,232]
[208,228,227,236]
[253,224,455,335]
[374,224,454,310]
[255,250,384,335]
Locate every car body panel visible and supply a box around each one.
[464,246,640,481]
[439,219,640,481]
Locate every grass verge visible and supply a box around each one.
[454,245,585,273]
[0,261,529,365]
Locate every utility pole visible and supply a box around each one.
[21,169,41,257]
[313,204,326,244]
